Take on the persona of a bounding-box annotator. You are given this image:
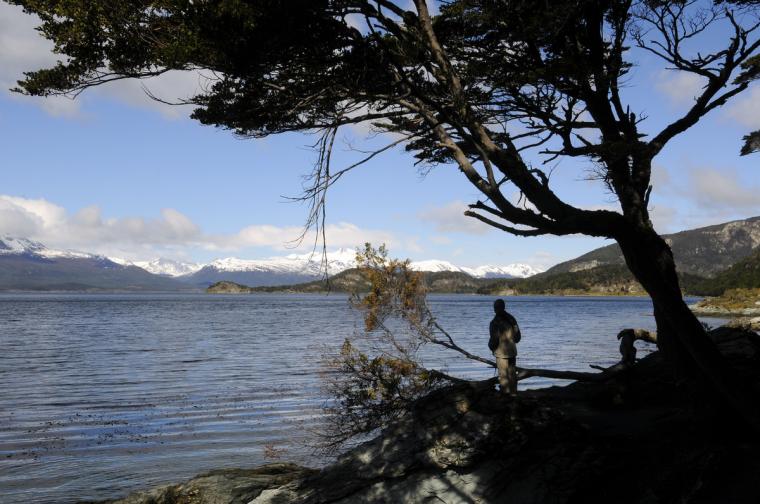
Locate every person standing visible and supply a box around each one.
[489,298,521,396]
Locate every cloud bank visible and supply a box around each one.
[648,164,760,233]
[418,200,494,235]
[0,195,400,261]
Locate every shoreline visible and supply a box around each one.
[90,324,760,504]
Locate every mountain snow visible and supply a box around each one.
[0,236,98,260]
[0,236,45,255]
[198,248,541,279]
[134,258,203,277]
[465,264,542,278]
[0,237,543,279]
[202,248,358,277]
[409,259,465,273]
[407,259,541,278]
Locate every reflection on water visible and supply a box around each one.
[0,293,721,503]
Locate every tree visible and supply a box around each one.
[8,0,760,425]
[321,244,648,450]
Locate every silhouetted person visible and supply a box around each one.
[617,329,637,366]
[489,298,521,396]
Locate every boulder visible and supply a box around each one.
[84,463,313,504]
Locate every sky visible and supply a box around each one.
[1,2,759,270]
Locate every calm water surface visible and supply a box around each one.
[0,293,723,503]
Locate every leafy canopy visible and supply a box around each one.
[9,0,760,239]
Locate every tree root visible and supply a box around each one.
[441,327,659,385]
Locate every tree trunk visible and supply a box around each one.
[616,225,760,431]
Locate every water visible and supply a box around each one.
[0,293,724,503]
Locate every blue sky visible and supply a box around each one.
[0,2,759,269]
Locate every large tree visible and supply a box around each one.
[8,0,760,423]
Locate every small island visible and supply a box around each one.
[206,281,255,294]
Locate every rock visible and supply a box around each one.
[726,317,760,332]
[690,289,760,317]
[250,327,760,504]
[83,463,313,504]
[98,328,760,504]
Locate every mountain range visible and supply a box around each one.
[0,238,541,291]
[217,216,760,296]
[543,216,760,278]
[0,237,182,291]
[3,216,759,293]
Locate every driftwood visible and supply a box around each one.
[517,362,630,383]
[518,328,657,382]
[437,328,659,385]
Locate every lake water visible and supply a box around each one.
[0,293,724,503]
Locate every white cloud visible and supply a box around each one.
[650,163,672,189]
[647,163,760,232]
[211,221,399,252]
[649,204,678,233]
[0,195,402,261]
[0,195,67,234]
[0,3,81,117]
[418,200,494,235]
[687,167,760,210]
[344,13,367,32]
[526,251,557,271]
[0,3,204,119]
[726,85,760,129]
[655,70,706,107]
[94,70,205,119]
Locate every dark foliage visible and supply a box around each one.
[693,247,760,295]
[478,264,709,295]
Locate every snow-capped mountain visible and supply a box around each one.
[0,236,96,260]
[0,236,542,290]
[465,264,542,279]
[202,248,357,276]
[185,248,359,287]
[409,259,466,274]
[0,236,45,255]
[133,258,202,277]
[182,248,541,287]
[398,259,542,278]
[0,236,185,291]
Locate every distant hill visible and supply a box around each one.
[245,264,703,296]
[543,217,760,278]
[249,269,367,293]
[6,216,760,294]
[182,249,540,288]
[238,252,758,297]
[206,281,255,294]
[0,238,185,291]
[477,264,708,296]
[225,216,760,296]
[692,248,760,296]
[0,238,539,291]
[249,269,504,294]
[187,266,323,289]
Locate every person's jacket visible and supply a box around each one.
[489,311,521,358]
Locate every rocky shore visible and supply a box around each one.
[92,326,760,504]
[690,288,760,319]
[82,464,313,504]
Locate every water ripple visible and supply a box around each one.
[0,292,722,503]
